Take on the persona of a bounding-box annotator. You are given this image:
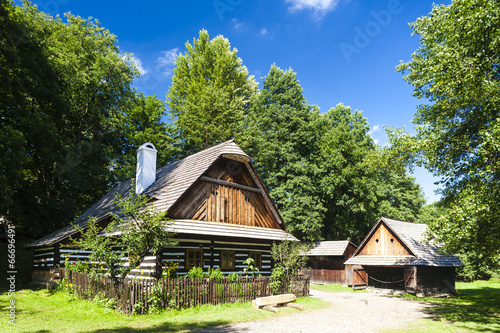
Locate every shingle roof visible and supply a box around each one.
[304,241,356,256]
[105,219,297,242]
[26,140,285,248]
[344,217,464,267]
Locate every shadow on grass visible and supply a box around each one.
[87,320,237,333]
[419,285,500,332]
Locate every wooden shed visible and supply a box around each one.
[301,241,357,285]
[344,217,464,294]
[27,140,297,279]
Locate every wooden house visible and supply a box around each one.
[300,241,357,285]
[27,140,297,279]
[344,217,463,294]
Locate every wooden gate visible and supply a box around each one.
[404,266,417,293]
[353,267,368,290]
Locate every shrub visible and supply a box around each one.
[186,266,204,279]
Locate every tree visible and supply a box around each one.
[240,65,325,241]
[1,2,139,238]
[113,93,178,181]
[393,0,500,271]
[69,189,176,281]
[376,171,425,223]
[317,104,379,243]
[167,29,257,156]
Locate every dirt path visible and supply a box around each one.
[196,290,431,333]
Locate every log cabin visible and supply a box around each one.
[27,140,297,280]
[344,217,463,295]
[300,241,357,285]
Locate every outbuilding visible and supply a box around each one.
[301,240,357,285]
[344,217,463,295]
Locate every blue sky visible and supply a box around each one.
[23,0,449,203]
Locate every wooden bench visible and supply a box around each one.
[252,294,304,313]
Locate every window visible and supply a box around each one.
[186,249,203,269]
[249,252,262,269]
[221,251,235,269]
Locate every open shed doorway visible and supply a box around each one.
[363,266,406,290]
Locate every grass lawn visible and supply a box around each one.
[0,287,330,333]
[386,279,500,333]
[310,283,366,293]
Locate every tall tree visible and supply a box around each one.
[376,171,425,223]
[167,29,257,156]
[113,93,177,181]
[1,2,139,238]
[317,104,379,242]
[393,0,500,268]
[241,65,326,241]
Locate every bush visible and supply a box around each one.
[186,266,204,279]
[207,267,224,279]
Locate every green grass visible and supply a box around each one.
[386,279,500,333]
[0,288,330,332]
[310,283,366,293]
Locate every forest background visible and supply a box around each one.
[1,0,498,280]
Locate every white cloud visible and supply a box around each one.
[232,18,244,29]
[157,48,179,68]
[286,0,340,17]
[373,138,379,145]
[260,28,269,35]
[368,124,381,136]
[157,48,179,77]
[130,55,148,76]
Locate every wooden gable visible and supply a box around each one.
[357,222,413,256]
[168,158,282,230]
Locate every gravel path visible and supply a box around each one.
[196,290,431,333]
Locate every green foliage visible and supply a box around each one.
[456,248,500,282]
[167,29,257,156]
[69,217,127,281]
[186,267,204,279]
[207,267,224,279]
[93,293,117,312]
[240,65,326,241]
[270,238,311,293]
[242,258,260,277]
[241,65,427,243]
[114,93,178,180]
[271,238,311,278]
[68,189,176,282]
[112,190,176,276]
[0,1,172,241]
[393,0,500,271]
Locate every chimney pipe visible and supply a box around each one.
[136,143,157,195]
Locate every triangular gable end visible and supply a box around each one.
[353,217,416,257]
[167,156,284,230]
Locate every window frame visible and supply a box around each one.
[220,250,235,269]
[186,249,203,269]
[249,251,262,269]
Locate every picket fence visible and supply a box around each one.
[61,269,310,315]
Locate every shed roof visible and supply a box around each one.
[344,217,463,267]
[304,241,356,256]
[27,140,287,248]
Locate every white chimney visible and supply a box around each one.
[136,143,157,195]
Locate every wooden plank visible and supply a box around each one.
[262,305,278,313]
[253,294,296,307]
[286,303,304,310]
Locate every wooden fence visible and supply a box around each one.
[300,269,346,285]
[61,269,310,315]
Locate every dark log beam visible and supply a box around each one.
[200,176,262,193]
